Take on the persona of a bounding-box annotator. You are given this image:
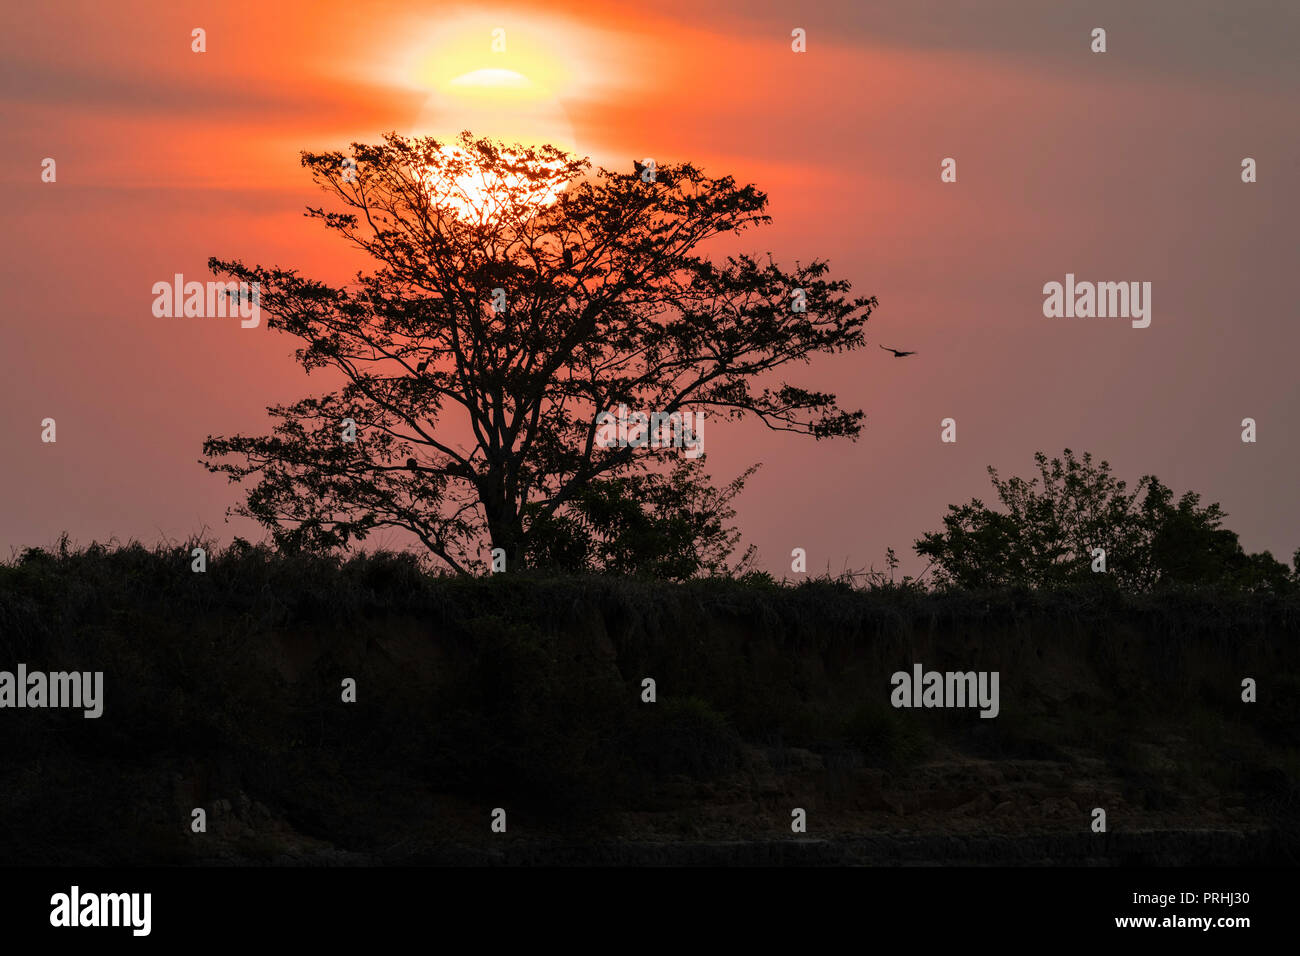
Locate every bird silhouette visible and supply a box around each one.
[416,359,428,373]
[562,247,574,268]
[406,457,418,470]
[879,345,917,357]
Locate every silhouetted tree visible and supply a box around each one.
[915,449,1293,592]
[204,133,876,575]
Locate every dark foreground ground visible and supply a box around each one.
[1,545,1296,865]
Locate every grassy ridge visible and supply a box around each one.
[0,541,1296,864]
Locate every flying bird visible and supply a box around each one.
[879,345,917,357]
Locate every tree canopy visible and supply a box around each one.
[203,133,876,575]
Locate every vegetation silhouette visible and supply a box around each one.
[204,132,877,577]
[916,449,1297,593]
[3,537,1296,864]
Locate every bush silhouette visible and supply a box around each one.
[916,449,1294,593]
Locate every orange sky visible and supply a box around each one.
[3,0,1298,575]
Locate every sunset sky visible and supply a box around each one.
[3,0,1297,576]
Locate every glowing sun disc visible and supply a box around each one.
[422,143,567,221]
[412,69,576,221]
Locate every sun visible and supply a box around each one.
[412,67,578,152]
[421,142,567,222]
[412,68,577,221]
[448,68,534,91]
